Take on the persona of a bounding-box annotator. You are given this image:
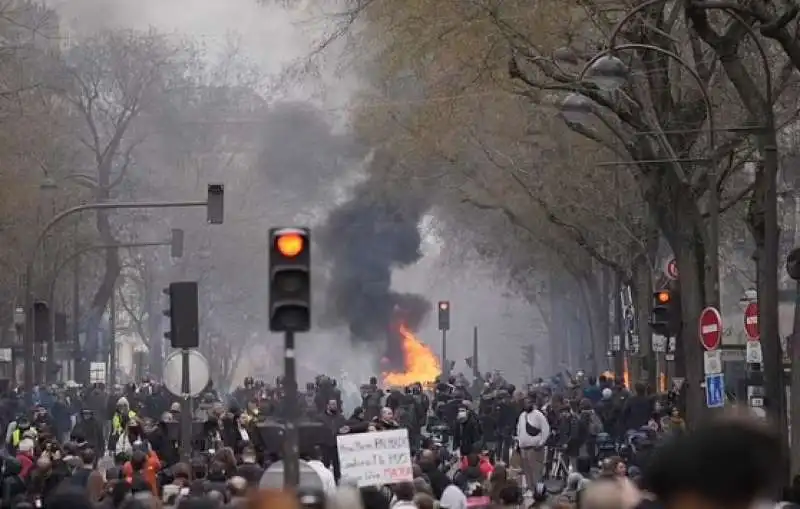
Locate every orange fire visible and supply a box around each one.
[383,324,442,386]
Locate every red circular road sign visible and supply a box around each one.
[699,307,723,351]
[666,258,679,280]
[744,302,760,341]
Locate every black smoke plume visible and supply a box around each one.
[318,166,429,370]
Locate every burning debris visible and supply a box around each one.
[383,323,441,386]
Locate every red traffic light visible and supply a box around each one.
[276,233,305,258]
[656,291,671,304]
[439,301,449,310]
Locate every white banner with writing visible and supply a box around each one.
[336,428,413,487]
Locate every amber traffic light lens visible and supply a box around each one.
[657,291,671,304]
[276,233,304,258]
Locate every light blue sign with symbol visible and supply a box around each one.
[705,373,725,408]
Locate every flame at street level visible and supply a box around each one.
[383,324,442,386]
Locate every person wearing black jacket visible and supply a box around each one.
[453,405,482,457]
[620,383,653,433]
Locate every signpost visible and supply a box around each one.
[699,307,723,351]
[744,302,760,341]
[705,373,725,408]
[665,258,679,280]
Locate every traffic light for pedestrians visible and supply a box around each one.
[163,282,199,348]
[33,300,50,344]
[269,227,311,332]
[438,301,450,331]
[650,289,680,337]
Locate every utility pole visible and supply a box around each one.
[109,282,117,387]
[472,326,479,378]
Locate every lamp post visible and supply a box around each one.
[23,188,223,397]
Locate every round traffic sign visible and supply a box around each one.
[163,350,210,397]
[665,258,679,280]
[699,307,723,351]
[744,302,760,341]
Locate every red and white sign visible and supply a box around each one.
[699,307,723,351]
[665,258,679,280]
[744,302,759,341]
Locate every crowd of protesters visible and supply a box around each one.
[0,370,793,509]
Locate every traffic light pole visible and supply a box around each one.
[441,330,448,379]
[23,199,209,400]
[283,331,300,488]
[180,348,192,464]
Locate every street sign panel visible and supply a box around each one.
[653,335,666,353]
[746,341,763,364]
[665,258,679,280]
[703,350,722,374]
[705,373,725,408]
[744,302,760,341]
[699,307,723,351]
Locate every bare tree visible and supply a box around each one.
[54,29,193,362]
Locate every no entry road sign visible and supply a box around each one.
[744,302,760,341]
[699,306,723,351]
[665,258,679,280]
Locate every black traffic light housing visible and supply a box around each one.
[33,300,50,344]
[163,282,199,348]
[788,247,800,281]
[650,288,681,337]
[207,184,224,224]
[269,227,311,332]
[438,301,450,331]
[170,229,184,258]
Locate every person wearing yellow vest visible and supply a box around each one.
[9,420,36,452]
[109,397,136,454]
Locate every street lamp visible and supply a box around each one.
[560,93,593,124]
[585,55,628,91]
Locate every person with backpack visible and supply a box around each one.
[576,398,603,469]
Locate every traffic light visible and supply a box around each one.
[438,301,450,331]
[33,300,50,344]
[207,184,224,224]
[521,345,535,366]
[163,282,199,348]
[269,227,311,332]
[650,289,680,337]
[170,229,184,258]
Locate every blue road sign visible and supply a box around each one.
[705,373,725,408]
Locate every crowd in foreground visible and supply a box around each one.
[0,408,794,509]
[0,372,794,509]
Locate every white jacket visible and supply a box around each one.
[516,409,550,448]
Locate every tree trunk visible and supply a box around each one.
[548,272,567,368]
[633,255,657,390]
[670,207,708,423]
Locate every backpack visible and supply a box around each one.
[587,411,604,436]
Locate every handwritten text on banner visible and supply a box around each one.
[336,428,413,487]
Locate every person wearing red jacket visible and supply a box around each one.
[460,452,494,479]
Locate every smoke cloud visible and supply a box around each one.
[318,158,429,370]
